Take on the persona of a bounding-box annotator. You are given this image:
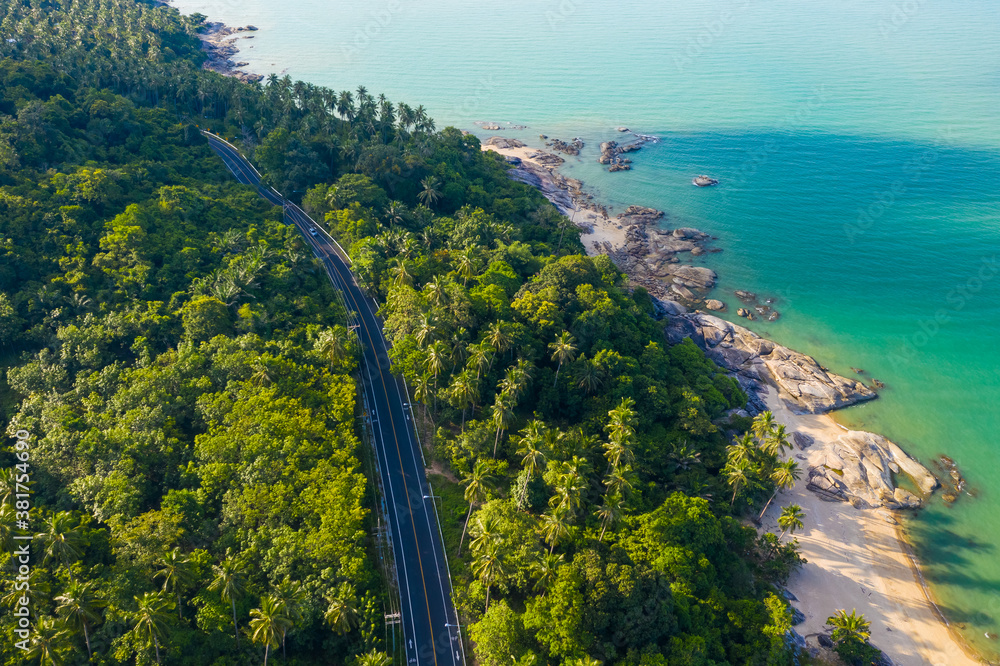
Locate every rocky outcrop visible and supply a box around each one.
[598,139,646,165]
[546,138,584,155]
[484,137,526,150]
[198,22,264,82]
[805,430,938,509]
[602,213,719,308]
[665,312,877,414]
[705,299,725,311]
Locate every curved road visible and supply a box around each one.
[202,131,462,666]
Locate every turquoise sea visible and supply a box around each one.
[171,0,1000,656]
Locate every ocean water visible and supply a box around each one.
[171,0,1000,656]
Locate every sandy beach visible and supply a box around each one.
[761,389,981,665]
[484,136,987,665]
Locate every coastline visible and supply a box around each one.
[482,137,987,665]
[160,0,264,83]
[761,391,981,666]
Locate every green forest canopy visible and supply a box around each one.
[0,0,810,663]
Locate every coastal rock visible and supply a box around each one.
[599,141,619,165]
[735,290,758,303]
[484,136,526,149]
[665,313,877,414]
[546,137,584,155]
[599,139,645,165]
[805,431,939,509]
[673,227,709,240]
[793,432,814,450]
[671,265,717,290]
[655,299,688,316]
[618,205,663,220]
[671,284,697,301]
[705,299,726,311]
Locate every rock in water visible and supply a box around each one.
[705,299,725,311]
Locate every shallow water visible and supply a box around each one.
[171,0,1000,655]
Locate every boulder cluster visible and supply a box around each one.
[806,431,938,509]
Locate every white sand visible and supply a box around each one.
[761,389,981,665]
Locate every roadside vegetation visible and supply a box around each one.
[1,0,808,663]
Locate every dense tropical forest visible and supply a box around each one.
[0,0,887,664]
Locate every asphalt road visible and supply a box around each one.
[202,131,461,666]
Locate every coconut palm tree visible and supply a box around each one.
[35,512,84,571]
[414,312,437,348]
[575,358,603,394]
[778,504,805,541]
[417,176,442,208]
[751,410,776,443]
[490,391,516,457]
[826,608,871,644]
[485,321,510,368]
[55,579,104,659]
[758,459,802,520]
[388,256,413,288]
[424,275,450,308]
[315,327,350,369]
[455,248,477,286]
[357,650,392,666]
[131,592,174,665]
[605,398,637,446]
[324,582,359,635]
[459,460,494,554]
[26,616,72,666]
[604,466,634,499]
[425,341,449,410]
[726,433,757,466]
[762,423,791,457]
[469,514,502,557]
[154,548,194,619]
[516,421,547,504]
[531,551,564,593]
[449,370,478,433]
[413,374,433,424]
[568,658,603,666]
[0,467,15,506]
[473,539,505,613]
[272,580,307,661]
[549,331,577,387]
[0,503,16,553]
[249,595,290,666]
[500,360,533,403]
[467,341,491,380]
[539,506,572,554]
[209,556,246,647]
[596,493,623,542]
[724,457,753,506]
